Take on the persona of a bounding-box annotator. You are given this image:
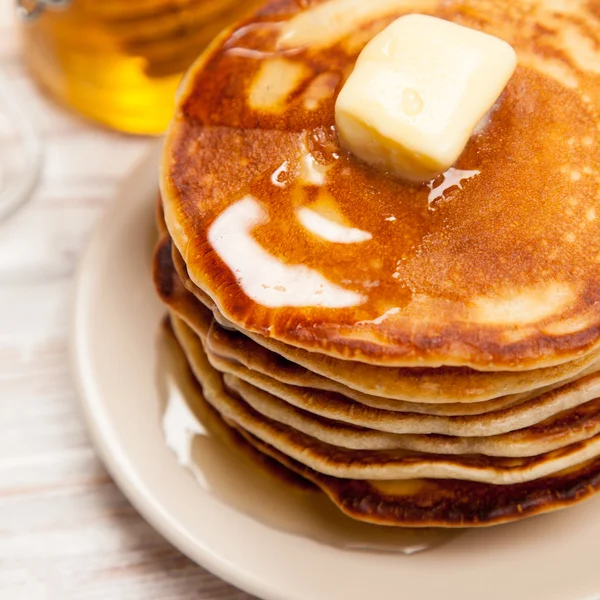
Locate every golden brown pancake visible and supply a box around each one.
[162,0,600,370]
[164,234,600,405]
[154,0,600,527]
[165,313,600,527]
[220,366,600,457]
[237,427,600,528]
[170,314,600,485]
[165,314,600,528]
[180,352,600,527]
[205,320,600,413]
[153,237,600,442]
[207,347,600,439]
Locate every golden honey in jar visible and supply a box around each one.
[18,0,262,134]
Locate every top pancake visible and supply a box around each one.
[162,0,600,370]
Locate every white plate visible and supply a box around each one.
[72,142,600,600]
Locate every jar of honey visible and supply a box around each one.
[18,0,262,134]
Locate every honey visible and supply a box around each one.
[20,0,262,134]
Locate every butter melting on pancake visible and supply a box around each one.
[162,0,600,370]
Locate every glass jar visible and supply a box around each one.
[18,0,262,134]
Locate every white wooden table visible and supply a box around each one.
[0,3,254,598]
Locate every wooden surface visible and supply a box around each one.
[0,4,254,599]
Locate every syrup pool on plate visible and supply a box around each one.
[156,324,464,555]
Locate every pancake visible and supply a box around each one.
[154,238,600,443]
[214,354,600,451]
[223,373,600,457]
[154,0,600,527]
[237,427,600,528]
[166,237,600,405]
[162,0,600,370]
[206,318,600,414]
[170,314,600,485]
[164,321,600,528]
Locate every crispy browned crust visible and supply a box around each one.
[162,0,600,370]
[155,193,167,236]
[236,428,600,528]
[153,235,214,336]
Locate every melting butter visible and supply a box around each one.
[335,15,516,182]
[297,206,372,244]
[357,307,401,326]
[249,59,310,113]
[299,151,328,186]
[428,168,481,207]
[162,383,208,471]
[207,195,364,308]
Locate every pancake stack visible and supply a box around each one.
[154,0,600,527]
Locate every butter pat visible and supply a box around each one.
[335,15,517,182]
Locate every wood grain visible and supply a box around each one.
[0,5,254,598]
